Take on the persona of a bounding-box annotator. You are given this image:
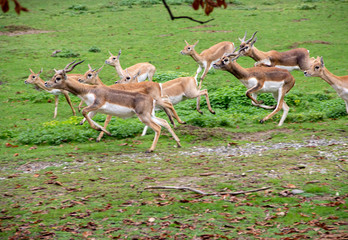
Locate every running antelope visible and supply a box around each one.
[78,64,185,141]
[122,71,216,135]
[105,49,156,82]
[180,40,234,88]
[45,61,181,152]
[25,68,80,118]
[213,47,295,126]
[304,56,348,113]
[238,31,311,71]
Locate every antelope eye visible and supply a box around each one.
[224,59,228,63]
[315,66,320,70]
[32,76,36,79]
[56,77,61,81]
[88,74,92,77]
[126,77,131,80]
[112,57,116,60]
[187,47,191,50]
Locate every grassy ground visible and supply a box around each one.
[0,0,347,239]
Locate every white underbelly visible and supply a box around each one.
[99,102,135,118]
[241,78,284,93]
[169,95,185,105]
[275,65,300,71]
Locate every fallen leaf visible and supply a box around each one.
[5,143,18,148]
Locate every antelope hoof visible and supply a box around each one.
[177,143,182,148]
[198,110,203,115]
[211,110,216,115]
[145,149,154,154]
[260,119,265,124]
[79,121,84,125]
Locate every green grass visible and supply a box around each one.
[0,0,347,239]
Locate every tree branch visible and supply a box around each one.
[162,0,214,24]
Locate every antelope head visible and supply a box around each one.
[180,40,199,55]
[25,68,43,84]
[304,56,324,77]
[238,31,258,56]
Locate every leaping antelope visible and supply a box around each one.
[105,49,156,82]
[304,56,348,114]
[25,68,79,118]
[45,61,181,153]
[238,31,312,71]
[180,40,234,89]
[213,47,296,126]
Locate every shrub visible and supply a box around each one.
[68,5,88,11]
[88,46,101,53]
[52,49,80,58]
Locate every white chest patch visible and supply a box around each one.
[80,93,96,106]
[240,78,257,89]
[332,86,348,101]
[99,102,135,118]
[47,89,62,95]
[137,74,148,82]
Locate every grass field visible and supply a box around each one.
[0,0,347,239]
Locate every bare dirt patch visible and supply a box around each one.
[189,30,233,33]
[0,25,53,36]
[180,25,215,29]
[177,125,292,142]
[16,161,62,173]
[289,40,331,49]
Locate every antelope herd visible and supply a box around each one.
[25,31,348,152]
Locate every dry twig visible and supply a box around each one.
[144,186,271,196]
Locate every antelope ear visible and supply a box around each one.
[38,68,43,76]
[193,40,199,47]
[29,68,35,74]
[117,49,121,59]
[320,56,324,67]
[108,50,113,56]
[54,68,58,73]
[184,40,189,46]
[88,64,93,71]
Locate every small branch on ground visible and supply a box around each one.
[144,186,271,196]
[145,186,208,195]
[162,0,214,24]
[337,164,348,172]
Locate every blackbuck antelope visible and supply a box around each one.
[180,40,234,88]
[105,50,156,82]
[213,47,295,126]
[238,31,311,71]
[45,61,181,152]
[25,68,78,118]
[304,56,348,113]
[78,64,185,141]
[121,71,216,135]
